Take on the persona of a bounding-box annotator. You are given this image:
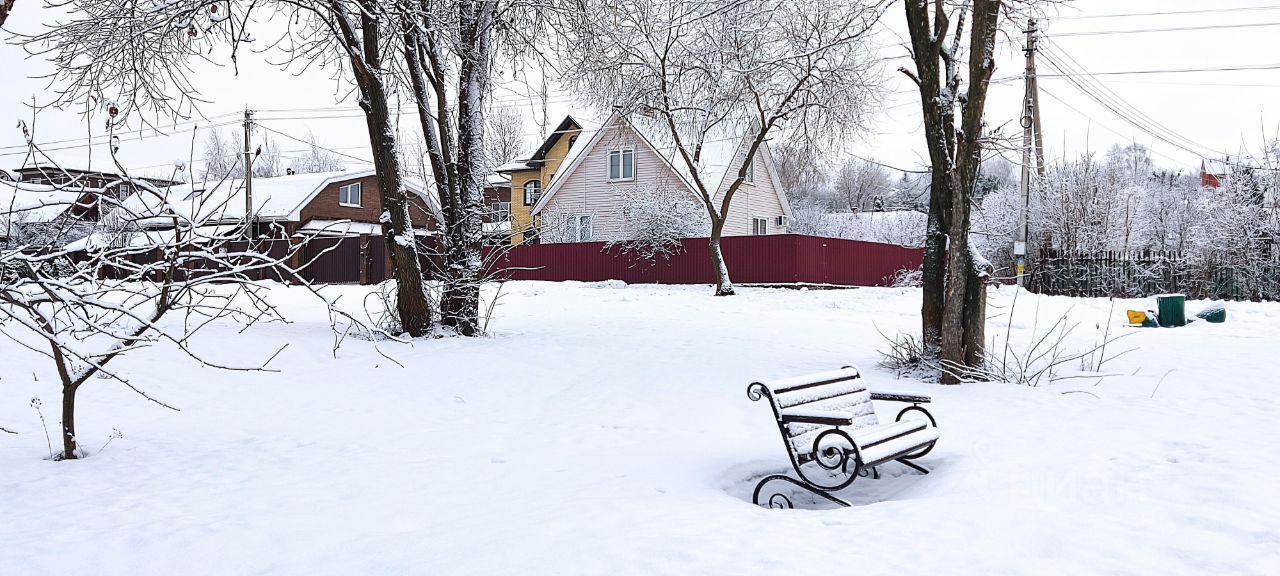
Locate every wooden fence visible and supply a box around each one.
[1029,249,1280,301]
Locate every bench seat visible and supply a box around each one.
[748,364,941,508]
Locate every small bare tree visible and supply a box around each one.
[560,0,887,295]
[20,0,436,336]
[0,127,342,460]
[484,106,528,173]
[772,140,830,205]
[200,129,241,180]
[833,158,892,212]
[199,128,281,179]
[293,133,347,175]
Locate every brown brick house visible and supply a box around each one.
[101,169,443,283]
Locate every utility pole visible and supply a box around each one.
[1016,18,1040,286]
[242,107,255,238]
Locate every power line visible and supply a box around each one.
[1037,85,1192,167]
[1038,41,1223,157]
[1050,20,1280,37]
[1049,5,1280,20]
[1021,62,1280,78]
[1037,47,1223,159]
[0,119,243,158]
[252,121,374,165]
[0,112,241,153]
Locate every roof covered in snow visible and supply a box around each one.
[0,180,91,225]
[114,170,440,226]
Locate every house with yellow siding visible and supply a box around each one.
[495,116,585,244]
[498,112,792,244]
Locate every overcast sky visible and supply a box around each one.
[2,0,1279,179]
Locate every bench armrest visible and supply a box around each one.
[778,408,855,426]
[870,391,932,404]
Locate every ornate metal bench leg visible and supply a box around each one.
[753,474,851,508]
[896,458,929,475]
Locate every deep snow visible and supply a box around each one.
[1,282,1277,575]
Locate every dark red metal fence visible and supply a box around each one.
[488,234,922,286]
[83,234,920,287]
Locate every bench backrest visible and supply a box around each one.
[751,367,879,458]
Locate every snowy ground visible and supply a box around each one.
[2,282,1277,575]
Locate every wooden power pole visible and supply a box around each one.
[243,107,254,237]
[1016,18,1042,286]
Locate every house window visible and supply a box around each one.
[524,180,542,206]
[744,157,754,184]
[608,148,634,181]
[491,202,512,222]
[566,214,593,242]
[338,182,362,207]
[752,217,768,235]
[567,135,578,149]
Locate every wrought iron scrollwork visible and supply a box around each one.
[752,474,851,508]
[895,404,938,460]
[747,382,771,402]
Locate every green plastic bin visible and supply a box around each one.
[1156,294,1186,327]
[1196,303,1226,323]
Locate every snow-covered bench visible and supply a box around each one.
[747,365,939,508]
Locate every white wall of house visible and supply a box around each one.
[541,121,692,243]
[715,140,789,236]
[541,117,790,242]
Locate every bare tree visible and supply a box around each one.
[833,158,892,212]
[253,135,282,178]
[399,0,551,334]
[20,0,436,336]
[484,106,528,172]
[772,139,831,206]
[0,125,368,460]
[560,0,886,296]
[293,132,347,175]
[900,0,1006,382]
[200,129,240,180]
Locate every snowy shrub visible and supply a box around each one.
[607,182,709,261]
[889,266,923,288]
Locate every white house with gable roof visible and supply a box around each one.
[501,111,792,243]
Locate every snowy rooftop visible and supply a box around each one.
[0,180,91,225]
[115,169,439,225]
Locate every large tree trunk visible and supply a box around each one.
[359,78,433,337]
[921,189,947,353]
[939,220,971,383]
[962,248,988,371]
[348,8,433,337]
[708,220,734,296]
[440,0,492,336]
[904,0,1001,383]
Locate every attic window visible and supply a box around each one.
[744,157,754,184]
[608,147,634,181]
[338,182,362,207]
